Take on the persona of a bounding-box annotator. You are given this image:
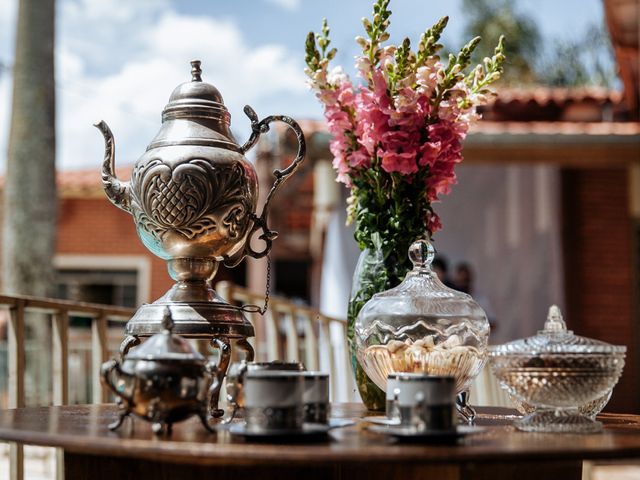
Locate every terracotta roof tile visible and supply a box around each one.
[470,121,640,135]
[488,87,624,106]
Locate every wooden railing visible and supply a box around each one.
[0,287,355,479]
[0,294,134,480]
[0,287,516,480]
[217,281,355,402]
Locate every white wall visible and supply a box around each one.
[319,164,566,345]
[432,164,565,343]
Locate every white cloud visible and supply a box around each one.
[0,0,309,171]
[0,0,16,173]
[63,0,169,23]
[264,0,301,11]
[0,0,17,60]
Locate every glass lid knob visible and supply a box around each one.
[408,238,435,270]
[542,304,567,332]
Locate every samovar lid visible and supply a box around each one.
[148,60,237,151]
[165,60,225,109]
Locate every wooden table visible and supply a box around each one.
[1,404,640,480]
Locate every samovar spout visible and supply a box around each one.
[95,120,131,213]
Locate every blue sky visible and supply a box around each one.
[0,0,608,170]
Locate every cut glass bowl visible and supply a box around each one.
[489,305,626,433]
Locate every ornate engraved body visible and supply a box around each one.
[130,154,256,261]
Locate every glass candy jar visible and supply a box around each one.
[489,305,626,433]
[354,239,490,422]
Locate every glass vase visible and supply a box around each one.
[347,232,429,410]
[348,246,388,410]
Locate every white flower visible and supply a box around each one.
[327,66,349,86]
[355,56,373,78]
[416,61,441,97]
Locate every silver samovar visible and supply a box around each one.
[95,60,305,416]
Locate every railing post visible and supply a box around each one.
[217,281,232,303]
[320,318,337,401]
[91,314,109,404]
[52,310,69,480]
[8,301,25,409]
[8,301,25,480]
[341,322,356,398]
[284,307,300,363]
[303,314,319,371]
[52,310,69,406]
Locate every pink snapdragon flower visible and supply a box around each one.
[380,150,418,175]
[305,11,505,241]
[426,210,442,234]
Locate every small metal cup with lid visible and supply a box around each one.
[243,370,305,433]
[101,307,221,434]
[489,305,626,433]
[223,360,305,422]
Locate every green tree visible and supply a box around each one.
[539,23,618,88]
[463,0,619,88]
[463,0,540,85]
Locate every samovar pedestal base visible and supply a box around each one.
[120,300,255,418]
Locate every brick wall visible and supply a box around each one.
[562,167,637,413]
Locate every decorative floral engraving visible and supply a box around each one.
[129,158,253,243]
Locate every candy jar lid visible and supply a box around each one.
[491,305,626,355]
[356,239,488,326]
[126,307,206,362]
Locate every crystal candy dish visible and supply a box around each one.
[489,305,626,433]
[355,239,490,422]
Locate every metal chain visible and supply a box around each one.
[261,254,272,315]
[240,253,272,315]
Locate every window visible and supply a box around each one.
[56,269,138,308]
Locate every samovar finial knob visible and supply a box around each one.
[190,60,202,82]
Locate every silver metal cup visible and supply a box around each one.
[243,371,304,433]
[224,360,304,423]
[385,373,402,423]
[302,372,330,424]
[387,373,456,431]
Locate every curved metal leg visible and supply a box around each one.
[221,403,239,425]
[236,338,255,362]
[220,339,254,424]
[108,409,130,431]
[456,390,476,425]
[209,337,231,418]
[199,411,217,433]
[119,335,140,359]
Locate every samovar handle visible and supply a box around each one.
[233,105,306,262]
[100,358,134,403]
[94,120,132,213]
